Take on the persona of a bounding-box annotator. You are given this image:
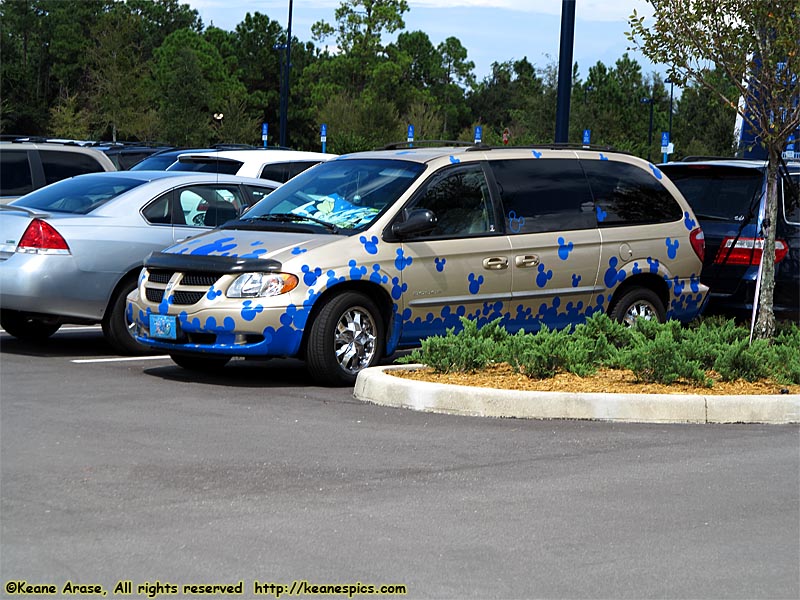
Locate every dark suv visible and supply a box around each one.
[660,159,800,322]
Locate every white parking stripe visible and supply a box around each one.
[72,356,171,364]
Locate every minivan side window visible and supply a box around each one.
[40,150,106,185]
[583,161,682,226]
[260,161,320,183]
[488,158,595,234]
[0,150,34,196]
[407,164,494,237]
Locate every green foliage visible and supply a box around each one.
[399,318,505,373]
[400,314,800,386]
[621,330,711,386]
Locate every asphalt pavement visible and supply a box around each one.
[1,327,798,599]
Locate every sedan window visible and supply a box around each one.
[12,176,146,214]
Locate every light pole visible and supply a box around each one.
[665,78,675,141]
[279,0,293,148]
[641,97,654,162]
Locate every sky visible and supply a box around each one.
[184,0,668,82]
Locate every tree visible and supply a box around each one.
[628,0,800,339]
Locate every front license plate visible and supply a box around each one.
[149,314,177,340]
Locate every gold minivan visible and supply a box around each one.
[128,145,708,385]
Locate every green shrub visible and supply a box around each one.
[621,329,711,387]
[398,318,505,373]
[501,326,571,379]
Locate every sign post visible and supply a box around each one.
[261,123,269,148]
[320,123,328,154]
[660,131,670,163]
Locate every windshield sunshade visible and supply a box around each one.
[241,159,426,232]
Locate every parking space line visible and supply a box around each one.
[72,356,171,364]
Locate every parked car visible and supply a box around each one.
[0,141,116,203]
[0,171,279,353]
[90,143,174,170]
[129,145,257,172]
[660,158,799,322]
[128,144,709,385]
[166,148,336,183]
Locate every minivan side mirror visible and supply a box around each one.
[391,208,438,239]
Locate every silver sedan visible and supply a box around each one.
[0,171,278,353]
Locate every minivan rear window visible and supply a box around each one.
[661,165,763,221]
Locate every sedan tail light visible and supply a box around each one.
[689,228,705,262]
[17,219,71,255]
[713,237,788,266]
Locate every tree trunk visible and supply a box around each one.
[752,147,780,340]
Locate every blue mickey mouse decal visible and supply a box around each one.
[206,287,222,301]
[666,237,680,259]
[536,264,553,288]
[508,210,525,233]
[572,273,581,287]
[395,248,413,271]
[468,273,484,294]
[241,300,264,321]
[683,211,696,231]
[596,205,607,222]
[599,154,609,161]
[647,257,660,273]
[434,257,446,272]
[291,246,307,255]
[649,164,663,179]
[449,156,461,164]
[557,237,574,260]
[190,237,238,256]
[348,259,367,280]
[359,235,379,254]
[690,274,700,293]
[603,256,627,287]
[532,150,542,159]
[632,262,642,275]
[301,265,323,286]
[369,264,388,284]
[391,276,408,300]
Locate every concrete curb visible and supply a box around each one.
[353,365,800,424]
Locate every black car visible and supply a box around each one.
[660,158,800,322]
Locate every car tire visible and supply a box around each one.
[306,291,384,386]
[103,278,148,355]
[170,353,231,372]
[0,309,61,341]
[609,287,666,326]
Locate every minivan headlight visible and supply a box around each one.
[227,272,299,298]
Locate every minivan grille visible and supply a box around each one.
[143,269,223,308]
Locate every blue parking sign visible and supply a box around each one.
[407,124,415,143]
[583,129,591,145]
[661,131,670,146]
[474,125,483,144]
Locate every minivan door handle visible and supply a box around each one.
[515,254,540,268]
[482,256,509,270]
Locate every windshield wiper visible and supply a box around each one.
[247,213,340,233]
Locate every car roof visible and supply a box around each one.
[176,148,334,162]
[54,170,282,187]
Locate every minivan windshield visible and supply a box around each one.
[241,159,426,231]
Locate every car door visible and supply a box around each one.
[487,157,601,331]
[393,162,512,343]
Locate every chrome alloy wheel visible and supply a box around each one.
[621,299,659,327]
[334,306,378,374]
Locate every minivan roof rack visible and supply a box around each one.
[382,140,478,150]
